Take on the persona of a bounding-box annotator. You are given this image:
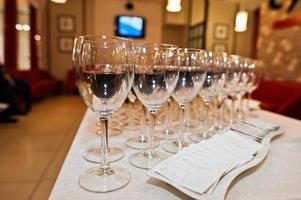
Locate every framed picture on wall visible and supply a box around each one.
[212,43,228,53]
[213,23,229,40]
[58,36,74,53]
[57,15,76,33]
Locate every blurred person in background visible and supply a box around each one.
[0,64,31,123]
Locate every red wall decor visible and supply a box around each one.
[273,15,301,29]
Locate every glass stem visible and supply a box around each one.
[166,100,172,133]
[140,105,146,138]
[203,102,210,138]
[237,94,243,119]
[178,104,186,146]
[99,117,110,174]
[218,99,224,129]
[230,96,236,124]
[147,110,157,156]
[246,92,251,116]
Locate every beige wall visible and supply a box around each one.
[162,25,187,47]
[165,0,189,25]
[190,0,204,26]
[162,0,189,47]
[49,0,84,80]
[206,0,236,53]
[89,0,163,44]
[257,0,301,82]
[235,9,256,57]
[47,0,164,81]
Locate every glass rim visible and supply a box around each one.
[177,48,205,53]
[134,43,178,50]
[75,35,133,44]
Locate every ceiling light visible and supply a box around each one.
[166,0,182,12]
[51,0,67,4]
[15,24,23,31]
[235,11,248,32]
[22,24,31,31]
[34,34,41,41]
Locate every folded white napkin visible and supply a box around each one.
[149,131,262,195]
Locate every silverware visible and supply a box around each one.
[230,127,263,142]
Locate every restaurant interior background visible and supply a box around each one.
[0,0,301,199]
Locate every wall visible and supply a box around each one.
[89,0,163,44]
[162,0,189,47]
[162,24,187,47]
[190,0,204,26]
[206,0,236,53]
[48,0,84,80]
[235,8,256,57]
[46,0,163,81]
[257,0,301,82]
[165,0,189,25]
[29,0,48,71]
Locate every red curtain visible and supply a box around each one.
[4,0,17,72]
[30,5,38,70]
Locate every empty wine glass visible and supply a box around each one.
[155,98,177,140]
[162,48,206,153]
[125,98,160,150]
[73,35,133,192]
[224,55,242,124]
[189,51,227,142]
[245,59,262,116]
[236,57,250,120]
[213,53,229,131]
[129,43,179,169]
[124,89,141,131]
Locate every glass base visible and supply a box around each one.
[185,120,200,130]
[125,135,160,150]
[189,133,212,143]
[212,122,227,133]
[129,151,167,170]
[83,147,124,163]
[162,140,189,154]
[155,129,177,140]
[123,121,140,131]
[78,165,130,193]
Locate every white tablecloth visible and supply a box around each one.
[49,106,301,200]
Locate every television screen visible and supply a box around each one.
[115,16,145,38]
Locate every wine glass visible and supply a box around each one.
[73,35,133,192]
[86,120,124,163]
[129,43,179,169]
[236,57,250,120]
[155,98,178,140]
[189,51,227,142]
[224,55,242,124]
[125,95,160,150]
[124,89,141,131]
[213,53,229,131]
[162,48,206,153]
[245,59,262,116]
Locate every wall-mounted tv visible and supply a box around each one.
[115,15,145,38]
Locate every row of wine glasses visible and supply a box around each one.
[72,35,262,193]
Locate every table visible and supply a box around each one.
[49,106,301,200]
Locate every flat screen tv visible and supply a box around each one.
[115,15,145,38]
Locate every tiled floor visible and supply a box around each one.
[0,95,86,200]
